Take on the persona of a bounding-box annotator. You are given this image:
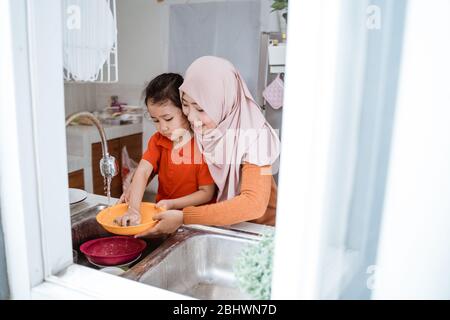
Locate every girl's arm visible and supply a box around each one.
[114,159,153,226]
[128,160,154,210]
[156,184,215,210]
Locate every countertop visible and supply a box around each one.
[66,122,143,145]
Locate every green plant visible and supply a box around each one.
[233,230,275,300]
[271,0,288,22]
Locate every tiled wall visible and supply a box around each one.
[64,82,147,116]
[64,83,97,115]
[94,83,146,109]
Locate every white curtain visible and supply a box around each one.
[318,0,408,299]
[271,0,408,299]
[373,0,450,299]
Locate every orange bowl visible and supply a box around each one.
[96,202,165,236]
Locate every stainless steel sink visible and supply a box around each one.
[71,203,265,300]
[122,226,263,300]
[71,203,165,268]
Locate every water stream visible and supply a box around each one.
[104,176,112,207]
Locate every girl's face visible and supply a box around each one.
[147,100,190,141]
[181,93,217,135]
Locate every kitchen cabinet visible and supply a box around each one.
[68,169,85,190]
[91,133,142,198]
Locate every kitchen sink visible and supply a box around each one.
[122,226,262,300]
[71,203,265,299]
[71,204,165,269]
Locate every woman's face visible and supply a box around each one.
[147,100,190,141]
[181,93,217,135]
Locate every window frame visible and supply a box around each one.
[1,0,191,299]
[2,0,325,300]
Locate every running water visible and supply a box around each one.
[104,176,112,207]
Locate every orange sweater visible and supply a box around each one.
[182,163,277,226]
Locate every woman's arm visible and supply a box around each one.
[182,163,272,225]
[156,184,215,210]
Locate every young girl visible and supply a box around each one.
[114,73,216,227]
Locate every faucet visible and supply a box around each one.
[65,111,118,180]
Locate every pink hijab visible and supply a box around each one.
[179,56,280,201]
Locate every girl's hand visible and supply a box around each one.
[134,210,183,238]
[155,199,176,210]
[114,207,142,226]
[116,187,131,204]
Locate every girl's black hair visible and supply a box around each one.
[143,73,184,108]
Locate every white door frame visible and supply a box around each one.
[271,0,343,299]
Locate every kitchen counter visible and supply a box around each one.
[66,122,143,193]
[67,122,143,150]
[69,192,115,216]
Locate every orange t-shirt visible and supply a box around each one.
[142,132,215,203]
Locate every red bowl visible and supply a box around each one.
[80,236,147,266]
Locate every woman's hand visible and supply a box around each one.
[134,210,183,238]
[155,199,176,210]
[114,206,142,226]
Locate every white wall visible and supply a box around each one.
[64,83,97,115]
[114,0,168,155]
[114,0,169,194]
[115,0,167,85]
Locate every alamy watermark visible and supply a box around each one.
[366,264,379,290]
[366,5,381,30]
[168,128,281,175]
[66,5,81,30]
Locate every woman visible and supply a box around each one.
[134,56,280,237]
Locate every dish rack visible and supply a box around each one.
[63,0,118,83]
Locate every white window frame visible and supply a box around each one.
[271,0,344,299]
[1,0,342,300]
[0,0,190,299]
